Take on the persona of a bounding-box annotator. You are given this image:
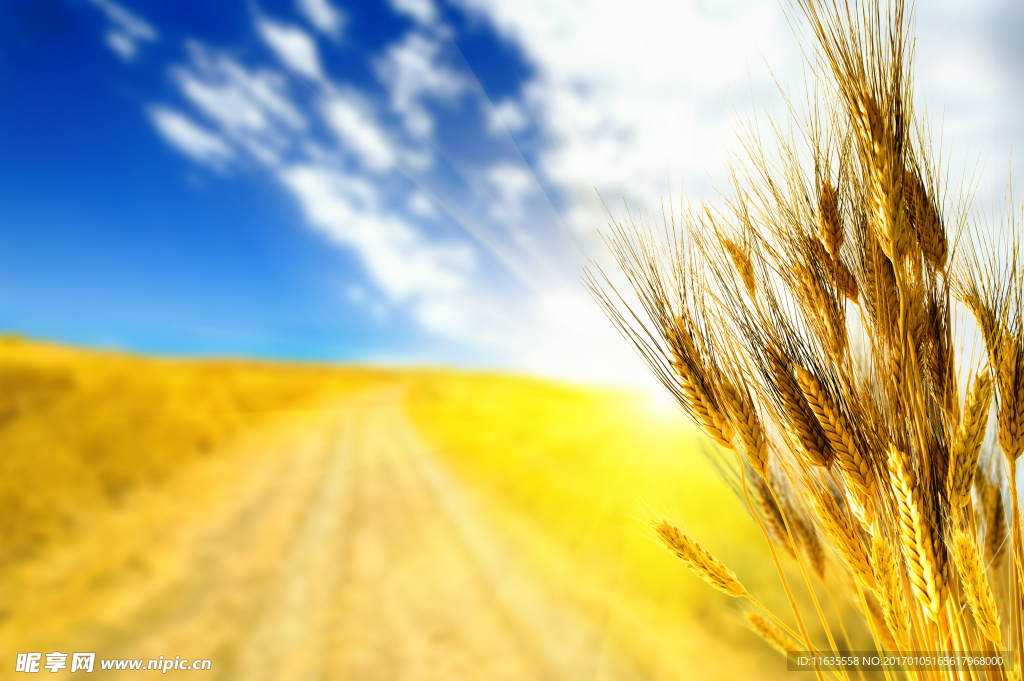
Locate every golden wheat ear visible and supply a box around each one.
[721,381,769,478]
[793,365,875,530]
[652,520,747,598]
[754,477,796,559]
[766,347,832,468]
[723,237,757,299]
[871,533,911,649]
[888,444,949,619]
[792,514,827,580]
[981,477,1007,571]
[947,369,993,510]
[951,530,1002,646]
[903,166,948,271]
[818,178,843,259]
[743,610,799,659]
[664,319,736,449]
[807,485,876,591]
[997,335,1024,461]
[861,594,900,653]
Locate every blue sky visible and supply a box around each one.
[0,0,1019,383]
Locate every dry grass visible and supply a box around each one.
[587,0,1024,676]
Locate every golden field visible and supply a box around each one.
[0,335,393,569]
[0,337,839,679]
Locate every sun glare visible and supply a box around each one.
[646,387,679,418]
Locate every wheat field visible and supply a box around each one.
[0,336,823,679]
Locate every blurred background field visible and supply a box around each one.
[0,0,1016,677]
[0,336,819,679]
[405,374,799,679]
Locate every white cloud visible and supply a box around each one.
[86,0,157,61]
[375,33,468,138]
[148,106,233,165]
[486,163,534,223]
[322,93,396,171]
[136,13,646,381]
[280,164,476,303]
[452,0,799,236]
[181,44,305,130]
[278,163,505,345]
[297,0,345,38]
[171,44,305,165]
[150,42,503,349]
[391,0,438,26]
[257,19,324,81]
[104,32,135,61]
[412,297,497,342]
[453,0,1019,243]
[486,99,529,135]
[408,191,437,217]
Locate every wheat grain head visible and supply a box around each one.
[951,529,1002,645]
[653,520,748,598]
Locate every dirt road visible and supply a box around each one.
[3,389,642,680]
